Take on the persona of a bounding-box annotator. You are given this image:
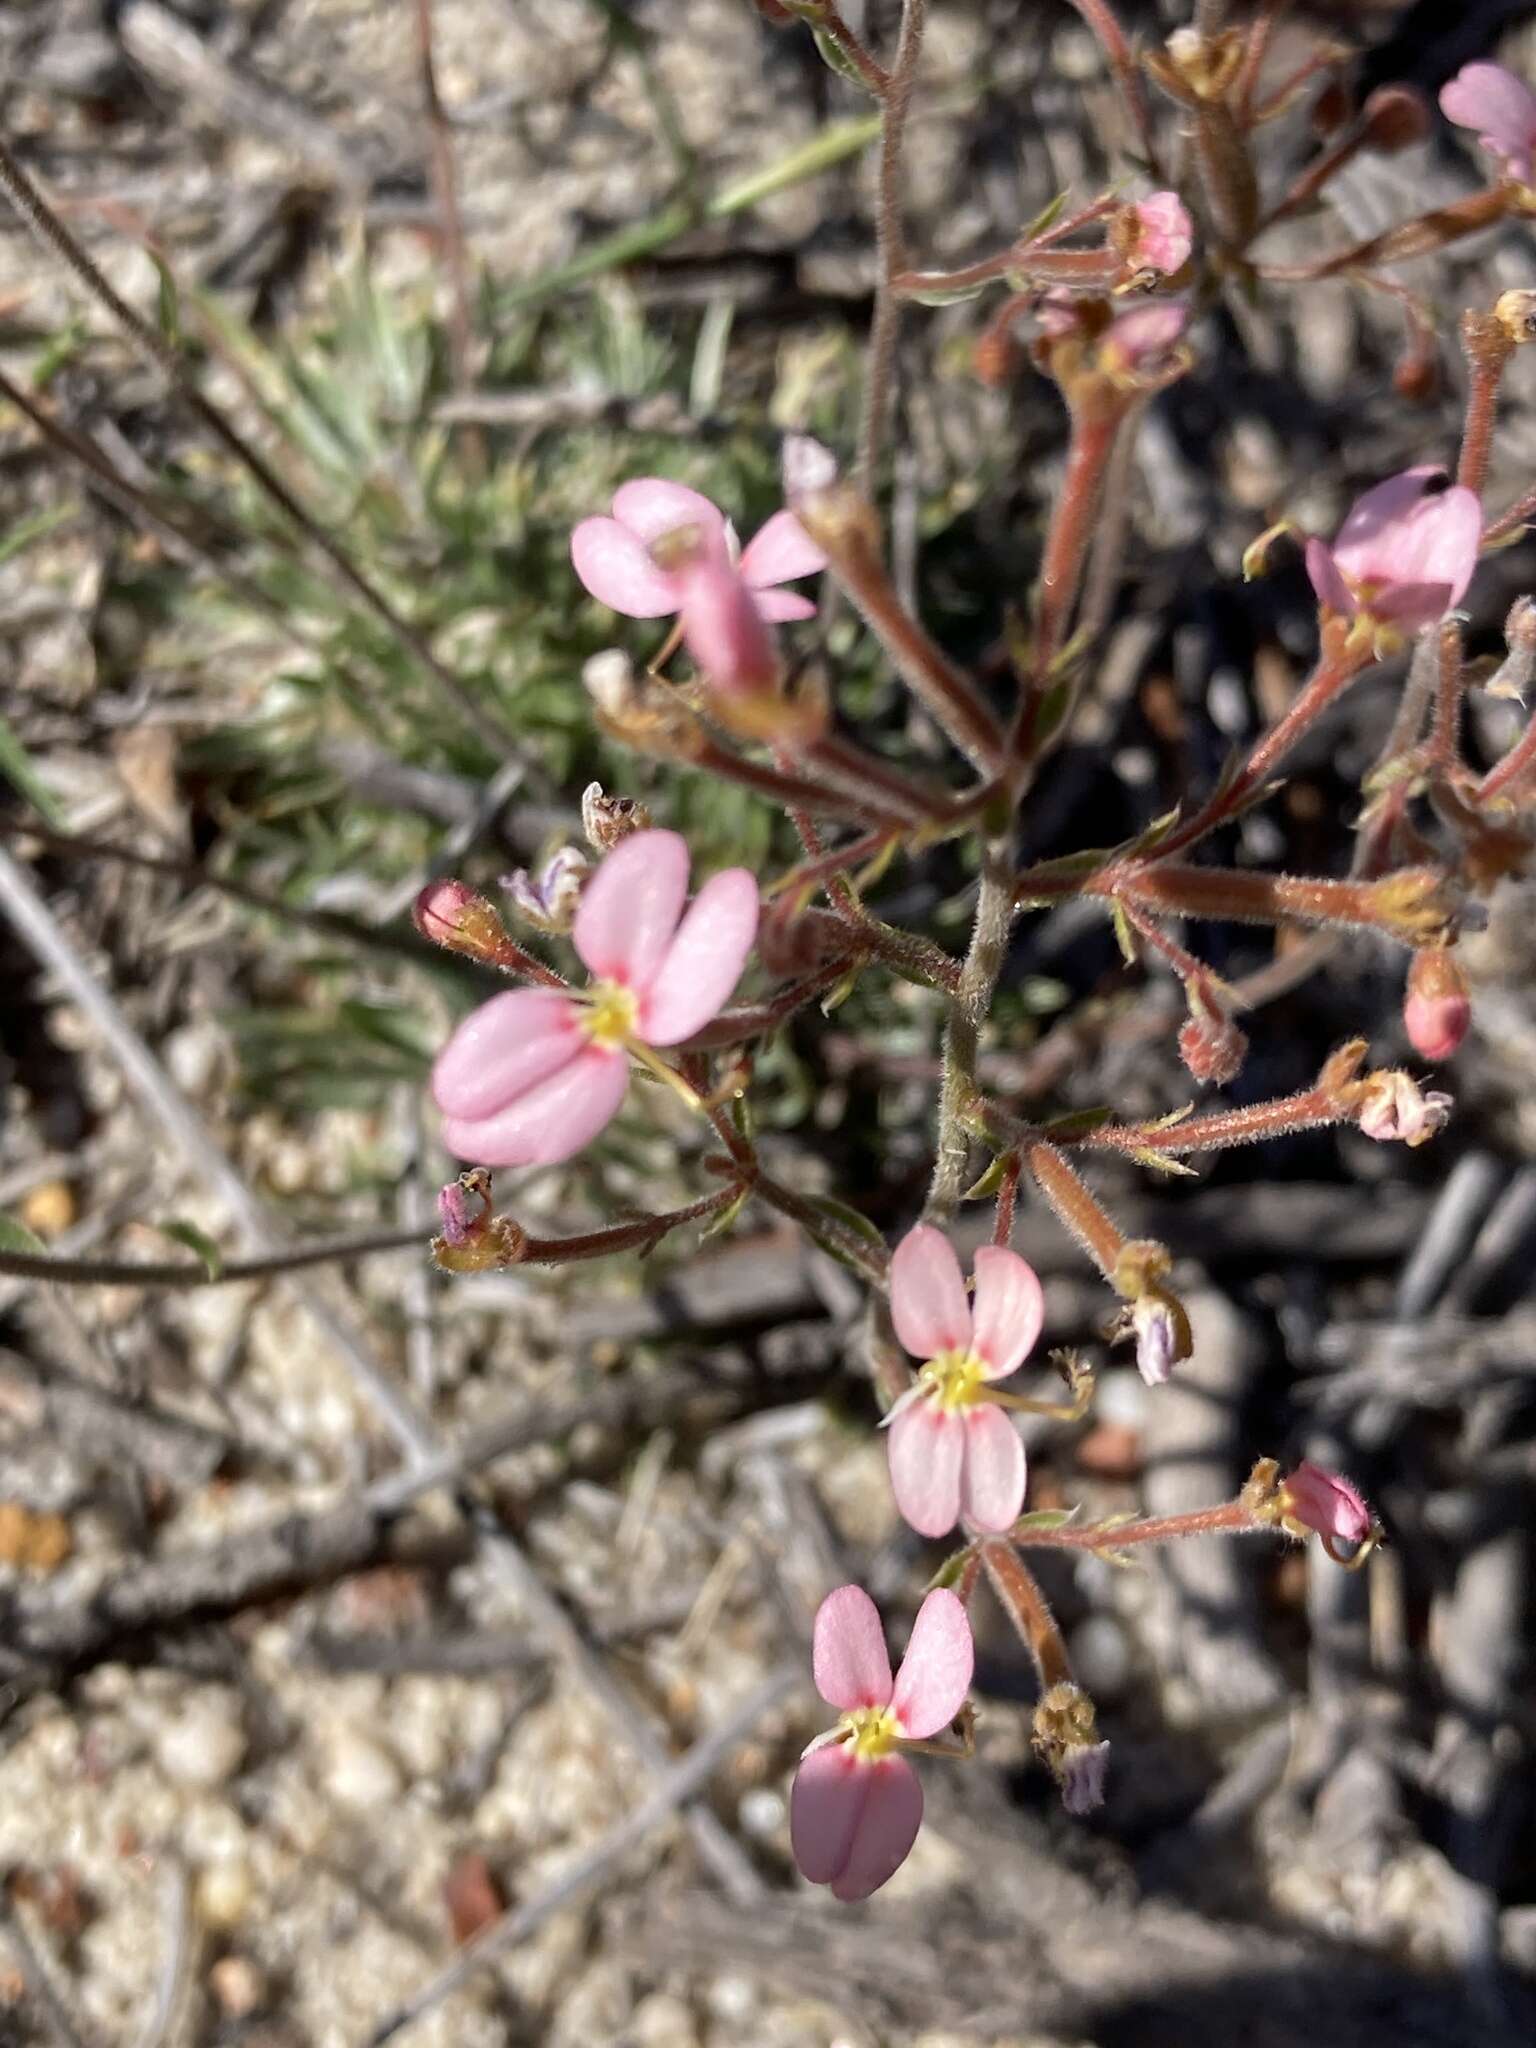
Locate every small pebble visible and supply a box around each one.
[208,1954,266,2020]
[153,1691,246,1789]
[322,1730,403,1809]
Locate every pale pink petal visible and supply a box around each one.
[887,1401,964,1538]
[969,1246,1045,1380]
[1441,62,1536,177]
[1331,467,1443,581]
[753,588,819,623]
[1305,537,1356,616]
[830,1756,923,1901]
[431,989,582,1122]
[611,478,728,550]
[572,828,690,989]
[639,868,760,1045]
[1368,581,1455,629]
[676,554,779,697]
[738,509,828,589]
[1371,485,1481,609]
[890,1588,974,1739]
[570,517,681,618]
[790,1743,869,1885]
[889,1225,972,1360]
[959,1405,1027,1532]
[812,1585,893,1711]
[1130,191,1193,273]
[440,1044,628,1166]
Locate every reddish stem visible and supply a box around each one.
[1024,1142,1125,1277]
[1016,1500,1259,1553]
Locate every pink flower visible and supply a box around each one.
[432,830,758,1167]
[570,479,825,624]
[790,1585,974,1902]
[1281,1462,1374,1549]
[1098,298,1191,381]
[1305,468,1482,635]
[883,1226,1044,1538]
[1440,62,1536,186]
[1126,192,1194,274]
[665,543,779,700]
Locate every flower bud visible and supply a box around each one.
[413,879,509,962]
[503,846,590,935]
[580,781,652,851]
[1403,947,1471,1061]
[1178,1008,1248,1086]
[1110,192,1195,278]
[1392,345,1440,405]
[1280,1461,1374,1548]
[1361,85,1431,153]
[1096,300,1191,386]
[1310,80,1353,138]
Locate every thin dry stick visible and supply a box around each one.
[0,845,761,1900]
[361,1662,801,2048]
[857,0,926,490]
[0,1226,428,1289]
[412,0,476,401]
[0,131,516,759]
[0,1895,98,2048]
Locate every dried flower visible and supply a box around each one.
[1355,1069,1454,1147]
[882,1225,1044,1537]
[581,782,652,851]
[1110,1240,1192,1387]
[1305,468,1482,640]
[1114,191,1194,277]
[571,478,824,623]
[791,1586,973,1901]
[503,847,590,935]
[432,831,758,1166]
[1440,62,1536,187]
[1031,1681,1109,1815]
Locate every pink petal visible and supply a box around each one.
[889,1225,972,1360]
[572,828,690,990]
[1371,485,1481,609]
[812,1585,893,1711]
[675,554,779,697]
[753,588,818,623]
[738,508,828,589]
[1304,537,1356,617]
[790,1742,869,1885]
[1440,62,1536,165]
[1368,581,1455,629]
[887,1401,964,1538]
[958,1405,1027,1532]
[639,868,760,1045]
[440,1044,628,1166]
[431,989,582,1122]
[1331,466,1443,582]
[969,1246,1044,1381]
[890,1588,974,1739]
[611,478,728,550]
[830,1756,923,1902]
[570,517,681,618]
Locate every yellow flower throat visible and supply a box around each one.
[919,1348,987,1411]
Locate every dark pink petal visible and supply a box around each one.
[738,508,828,589]
[611,478,728,550]
[958,1404,1027,1532]
[1368,581,1455,630]
[572,828,690,989]
[570,517,681,618]
[639,868,760,1045]
[1304,537,1356,617]
[969,1246,1044,1380]
[1284,1461,1373,1545]
[753,588,818,623]
[830,1756,923,1901]
[890,1588,974,1739]
[889,1224,972,1360]
[812,1585,893,1711]
[1370,484,1481,609]
[887,1400,965,1538]
[431,989,582,1121]
[439,1044,628,1166]
[1330,466,1443,583]
[675,554,779,697]
[790,1742,869,1885]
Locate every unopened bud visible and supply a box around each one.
[1310,80,1353,138]
[503,846,590,934]
[1178,1009,1248,1085]
[1361,85,1431,153]
[1280,1461,1375,1549]
[413,879,508,961]
[581,781,652,851]
[1403,947,1471,1060]
[1393,345,1440,404]
[972,323,1025,387]
[1109,191,1195,278]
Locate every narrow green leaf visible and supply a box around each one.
[0,1215,50,1258]
[154,1220,225,1278]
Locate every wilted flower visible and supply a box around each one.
[1110,1239,1192,1388]
[503,847,590,934]
[791,1586,973,1902]
[882,1225,1044,1537]
[1440,62,1536,186]
[1031,1681,1110,1816]
[1114,191,1194,276]
[1305,467,1481,639]
[1355,1068,1453,1147]
[581,781,651,851]
[432,830,758,1166]
[1060,1739,1111,1816]
[1097,298,1191,382]
[570,478,825,623]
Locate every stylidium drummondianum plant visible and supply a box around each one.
[407,2,1536,1898]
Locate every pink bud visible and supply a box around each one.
[1281,1462,1373,1548]
[414,879,507,961]
[1121,192,1194,275]
[1097,299,1191,381]
[1403,948,1470,1061]
[1178,1010,1248,1085]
